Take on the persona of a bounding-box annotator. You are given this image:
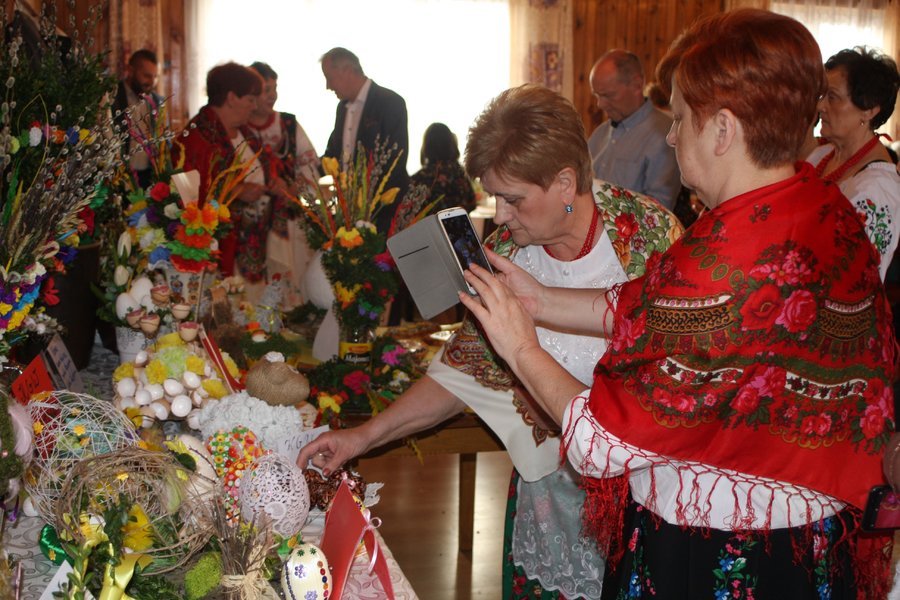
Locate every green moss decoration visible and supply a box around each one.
[184,551,222,600]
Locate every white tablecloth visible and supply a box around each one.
[7,338,417,599]
[6,508,418,599]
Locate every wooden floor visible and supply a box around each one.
[357,451,513,600]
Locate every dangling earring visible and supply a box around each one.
[564,204,573,214]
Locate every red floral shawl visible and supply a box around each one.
[577,163,895,592]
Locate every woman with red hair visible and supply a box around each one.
[460,9,895,598]
[177,62,282,289]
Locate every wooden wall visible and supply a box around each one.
[572,0,724,133]
[4,0,188,129]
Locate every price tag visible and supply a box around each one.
[42,334,84,393]
[10,354,55,404]
[273,425,330,464]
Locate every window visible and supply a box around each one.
[191,0,510,173]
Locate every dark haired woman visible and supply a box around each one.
[410,122,476,214]
[807,46,900,280]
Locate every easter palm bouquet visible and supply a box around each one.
[121,100,248,275]
[294,143,402,334]
[0,3,123,362]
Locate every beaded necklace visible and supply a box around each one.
[544,205,600,261]
[814,134,882,183]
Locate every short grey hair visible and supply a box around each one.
[321,47,364,76]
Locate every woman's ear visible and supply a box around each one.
[556,167,577,198]
[713,108,738,157]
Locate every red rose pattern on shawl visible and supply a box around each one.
[586,164,894,515]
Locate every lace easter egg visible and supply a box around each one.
[240,453,310,537]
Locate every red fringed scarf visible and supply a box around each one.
[578,163,896,596]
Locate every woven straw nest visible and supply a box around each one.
[244,361,310,406]
[52,446,215,574]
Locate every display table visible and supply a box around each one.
[345,412,504,553]
[6,508,418,599]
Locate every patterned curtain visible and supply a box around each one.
[509,0,574,101]
[108,0,165,96]
[769,0,899,139]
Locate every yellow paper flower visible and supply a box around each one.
[377,187,400,206]
[222,353,240,379]
[154,332,184,349]
[33,421,44,435]
[317,393,342,414]
[73,424,86,436]
[202,379,228,399]
[185,355,206,375]
[322,156,340,178]
[334,282,361,308]
[113,362,135,382]
[145,359,167,385]
[335,226,363,249]
[122,505,153,552]
[7,308,28,330]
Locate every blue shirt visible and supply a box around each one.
[587,100,681,210]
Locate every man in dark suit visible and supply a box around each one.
[112,49,163,188]
[321,47,409,233]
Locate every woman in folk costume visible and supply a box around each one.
[247,61,321,308]
[460,9,896,599]
[298,84,682,599]
[178,62,287,300]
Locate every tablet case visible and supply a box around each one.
[386,214,470,319]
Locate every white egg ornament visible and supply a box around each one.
[134,389,152,406]
[182,371,201,390]
[115,377,136,399]
[115,292,140,321]
[145,383,164,401]
[163,378,184,398]
[129,276,154,304]
[281,542,331,600]
[170,394,192,418]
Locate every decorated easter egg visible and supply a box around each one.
[239,453,310,537]
[281,542,331,600]
[205,427,265,523]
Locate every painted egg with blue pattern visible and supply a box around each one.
[281,542,331,600]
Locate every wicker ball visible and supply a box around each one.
[25,391,139,521]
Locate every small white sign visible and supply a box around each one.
[43,334,84,393]
[272,425,330,464]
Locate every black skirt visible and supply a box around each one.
[600,499,858,600]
